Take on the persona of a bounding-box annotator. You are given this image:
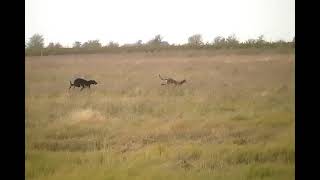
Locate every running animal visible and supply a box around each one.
[158,74,186,86]
[69,78,98,91]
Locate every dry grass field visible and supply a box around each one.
[25,49,295,180]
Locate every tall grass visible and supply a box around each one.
[26,50,294,180]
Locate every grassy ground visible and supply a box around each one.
[26,50,295,180]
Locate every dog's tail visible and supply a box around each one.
[159,74,168,80]
[69,81,73,89]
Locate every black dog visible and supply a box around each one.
[69,78,98,91]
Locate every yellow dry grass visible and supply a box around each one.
[26,50,294,180]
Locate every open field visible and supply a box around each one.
[26,50,294,180]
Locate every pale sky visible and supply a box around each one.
[25,0,295,47]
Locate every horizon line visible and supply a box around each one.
[25,33,295,47]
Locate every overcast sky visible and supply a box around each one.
[25,0,295,47]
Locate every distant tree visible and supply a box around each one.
[256,35,266,44]
[246,39,256,44]
[242,39,256,47]
[107,41,119,48]
[73,41,82,48]
[47,42,55,48]
[134,40,143,46]
[160,41,170,46]
[213,36,226,46]
[137,40,143,45]
[81,40,102,49]
[275,40,286,44]
[292,36,295,43]
[226,34,239,46]
[147,34,163,46]
[47,42,63,49]
[188,34,203,46]
[54,43,63,48]
[27,34,44,49]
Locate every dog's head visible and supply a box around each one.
[180,80,187,84]
[89,80,98,85]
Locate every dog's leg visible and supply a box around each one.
[161,83,167,85]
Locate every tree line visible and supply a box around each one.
[25,34,295,56]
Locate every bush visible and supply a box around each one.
[25,34,295,56]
